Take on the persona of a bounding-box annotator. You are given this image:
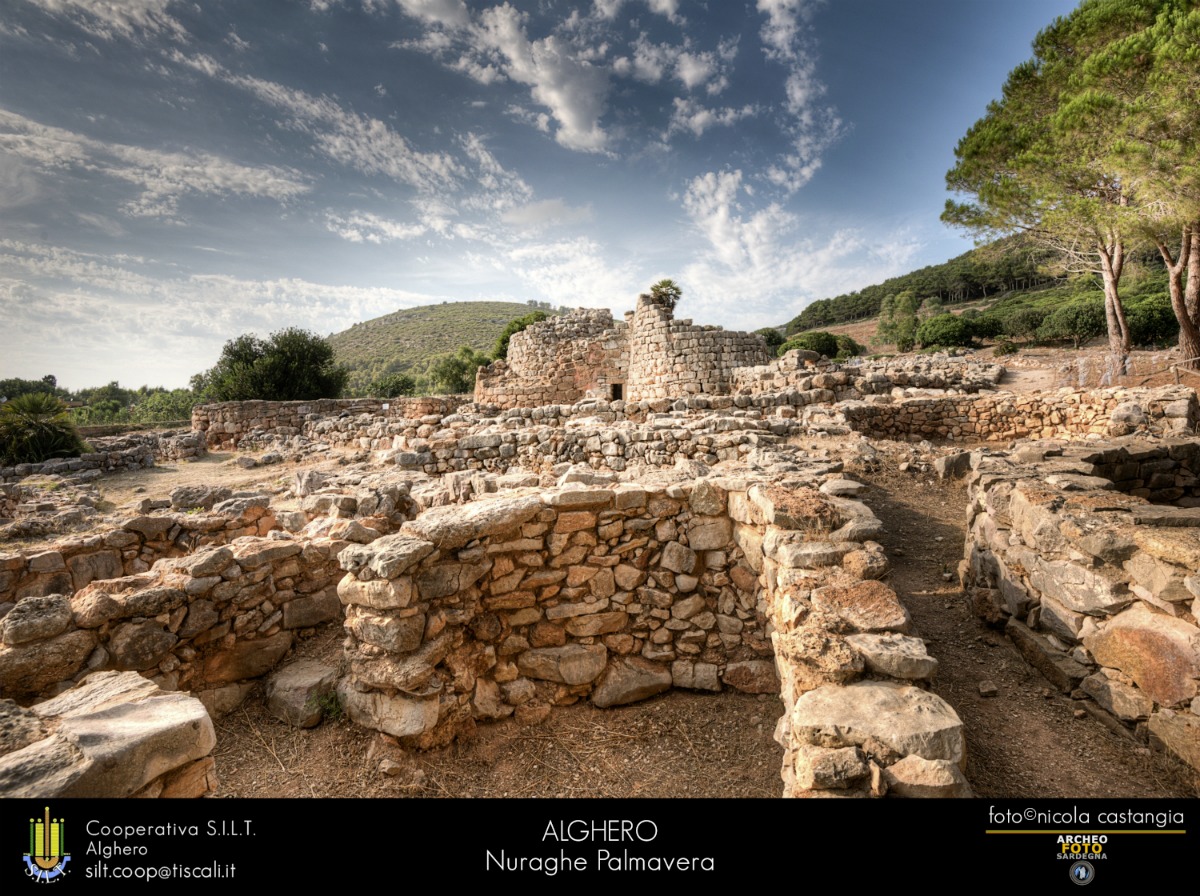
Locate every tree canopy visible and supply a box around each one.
[191,328,348,402]
[945,0,1200,369]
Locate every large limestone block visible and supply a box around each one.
[1084,604,1200,707]
[0,671,216,798]
[0,629,96,698]
[337,681,440,738]
[723,660,780,694]
[845,633,937,680]
[789,681,966,768]
[401,494,543,549]
[1,594,72,646]
[592,657,672,707]
[687,516,733,551]
[811,580,911,633]
[1027,557,1133,615]
[199,631,293,687]
[883,755,973,798]
[1147,710,1200,773]
[518,645,607,685]
[339,535,435,581]
[266,659,337,728]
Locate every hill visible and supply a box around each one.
[329,301,559,393]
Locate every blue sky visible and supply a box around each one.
[0,0,1079,389]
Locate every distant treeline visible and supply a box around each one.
[785,236,1063,335]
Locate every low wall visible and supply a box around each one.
[0,497,280,606]
[835,386,1197,442]
[192,397,464,449]
[961,440,1200,772]
[732,352,1005,397]
[336,478,968,796]
[0,532,346,703]
[0,431,206,484]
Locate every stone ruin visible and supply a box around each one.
[2,306,1199,798]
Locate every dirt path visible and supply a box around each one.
[858,461,1199,798]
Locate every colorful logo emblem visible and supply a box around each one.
[24,807,70,883]
[1069,860,1095,885]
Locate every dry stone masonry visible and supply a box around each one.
[962,439,1200,772]
[6,292,1200,796]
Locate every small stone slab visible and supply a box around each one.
[592,657,672,708]
[845,633,937,680]
[266,660,338,728]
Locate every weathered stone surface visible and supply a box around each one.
[883,755,973,798]
[771,540,858,569]
[417,561,489,599]
[1081,672,1153,721]
[0,671,215,798]
[791,744,868,790]
[1147,710,1200,772]
[820,479,867,497]
[266,659,337,728]
[170,485,232,511]
[660,541,697,573]
[723,660,779,693]
[471,678,513,720]
[1,594,72,646]
[67,550,123,590]
[564,611,628,638]
[811,580,911,633]
[1005,619,1089,693]
[688,517,732,551]
[197,683,254,719]
[199,631,294,687]
[789,681,965,767]
[109,621,177,671]
[345,605,425,653]
[517,645,607,685]
[337,681,440,738]
[845,633,937,680]
[339,535,435,580]
[1084,604,1200,707]
[336,573,415,610]
[0,629,96,697]
[1027,557,1132,615]
[282,590,341,629]
[592,657,672,707]
[401,494,543,549]
[671,660,720,691]
[1132,527,1200,568]
[169,547,234,578]
[543,488,614,509]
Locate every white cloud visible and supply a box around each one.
[171,52,465,192]
[0,239,447,387]
[227,30,251,52]
[756,0,818,61]
[505,237,637,307]
[645,0,681,23]
[325,211,426,243]
[0,108,309,218]
[24,0,186,41]
[668,98,756,138]
[390,0,471,28]
[500,198,593,231]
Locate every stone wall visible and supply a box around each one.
[625,296,772,402]
[336,477,968,797]
[0,531,346,703]
[192,397,463,449]
[732,352,1005,397]
[475,310,628,407]
[832,386,1196,442]
[961,440,1200,772]
[0,430,206,484]
[0,496,282,607]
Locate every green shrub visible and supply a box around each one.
[192,328,348,402]
[1036,299,1107,348]
[965,313,1004,341]
[371,373,417,398]
[915,313,972,348]
[993,339,1019,356]
[779,331,839,358]
[833,334,864,360]
[0,393,90,465]
[1002,307,1048,340]
[1126,293,1178,347]
[755,328,786,351]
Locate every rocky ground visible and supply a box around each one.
[9,342,1200,799]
